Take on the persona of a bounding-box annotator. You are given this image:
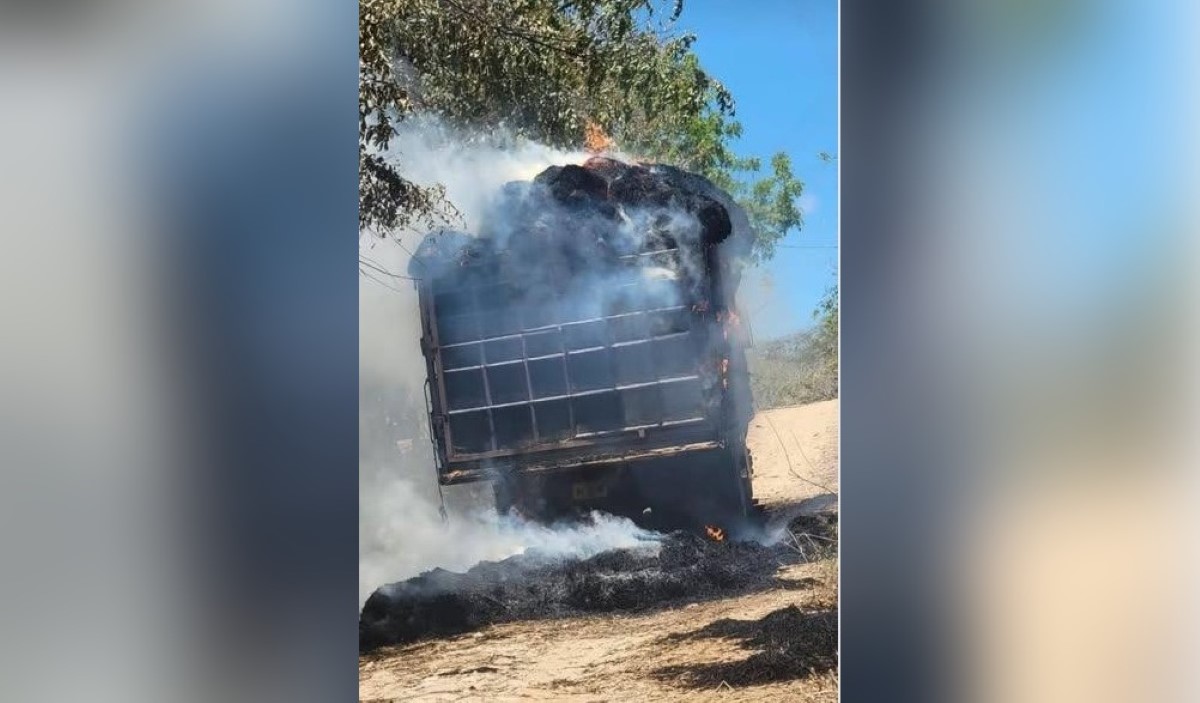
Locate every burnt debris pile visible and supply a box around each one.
[359,530,785,652]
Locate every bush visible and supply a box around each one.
[747,287,837,409]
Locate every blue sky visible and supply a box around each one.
[679,0,838,339]
[943,0,1181,329]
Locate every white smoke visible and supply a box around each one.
[361,482,661,603]
[359,122,656,605]
[376,119,597,232]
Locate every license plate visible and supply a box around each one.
[572,481,608,501]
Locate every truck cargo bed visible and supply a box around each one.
[409,159,752,491]
[424,246,721,471]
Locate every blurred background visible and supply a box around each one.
[0,0,1196,701]
[842,0,1199,701]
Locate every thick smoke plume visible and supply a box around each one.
[359,123,652,605]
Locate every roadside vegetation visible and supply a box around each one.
[748,286,838,409]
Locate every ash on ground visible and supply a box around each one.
[359,513,836,653]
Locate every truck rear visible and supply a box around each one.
[409,158,756,533]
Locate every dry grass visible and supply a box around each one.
[747,328,837,411]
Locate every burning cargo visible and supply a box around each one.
[409,157,756,533]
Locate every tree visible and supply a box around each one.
[360,0,805,261]
[812,284,838,384]
[746,286,839,408]
[361,0,711,230]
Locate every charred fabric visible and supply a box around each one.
[410,157,757,532]
[359,513,837,653]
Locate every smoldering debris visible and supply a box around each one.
[408,156,751,307]
[359,513,834,653]
[771,511,838,548]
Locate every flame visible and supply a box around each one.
[584,120,614,153]
[705,525,725,542]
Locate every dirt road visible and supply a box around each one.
[360,399,839,702]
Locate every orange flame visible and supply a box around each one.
[584,120,614,153]
[705,525,725,542]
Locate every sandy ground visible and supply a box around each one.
[360,399,840,702]
[747,399,839,512]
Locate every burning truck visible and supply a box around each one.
[408,157,757,534]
